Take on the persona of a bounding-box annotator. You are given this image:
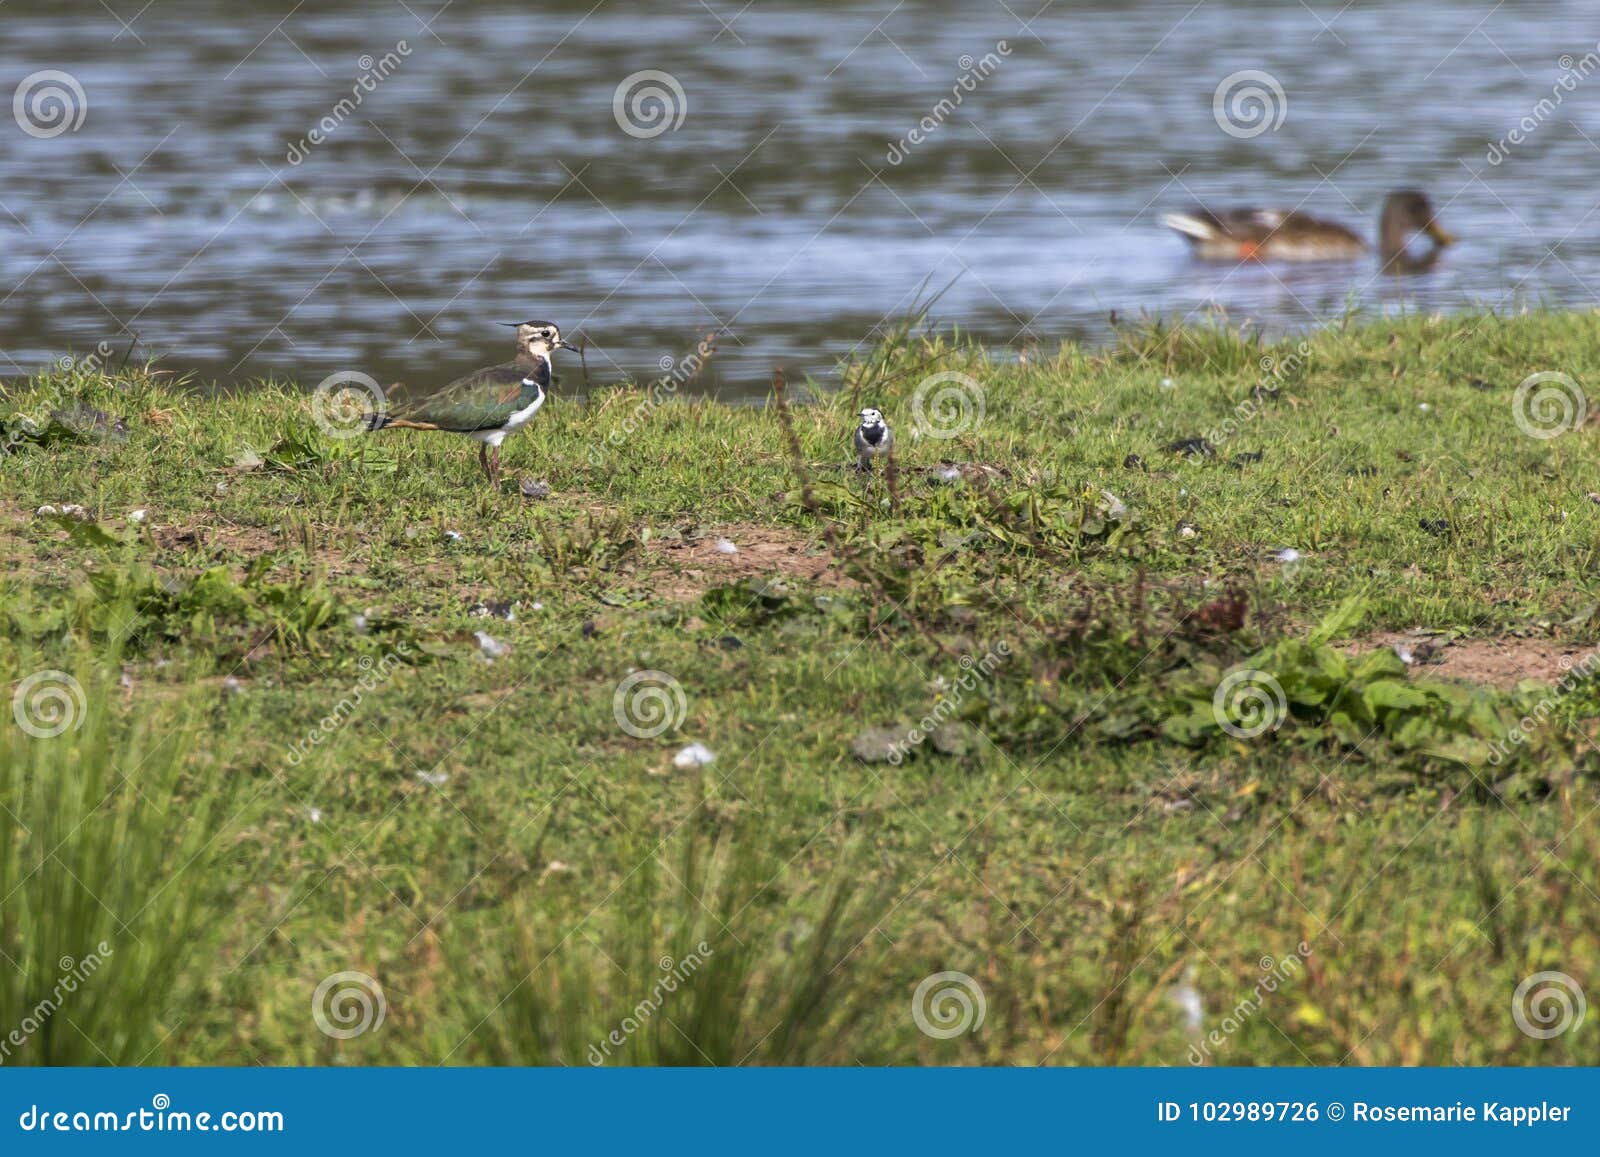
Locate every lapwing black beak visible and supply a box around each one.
[556,339,581,351]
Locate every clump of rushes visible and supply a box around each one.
[0,656,235,1064]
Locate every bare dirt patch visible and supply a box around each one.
[1346,631,1593,689]
[649,524,853,600]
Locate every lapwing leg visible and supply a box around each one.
[479,442,490,482]
[489,445,502,489]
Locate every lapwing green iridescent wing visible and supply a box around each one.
[386,360,548,433]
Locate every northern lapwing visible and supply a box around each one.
[854,407,892,472]
[367,320,577,487]
[1161,189,1454,272]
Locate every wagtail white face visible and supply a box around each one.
[368,318,580,489]
[854,406,893,472]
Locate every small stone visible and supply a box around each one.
[673,742,716,769]
[128,509,148,523]
[415,770,450,786]
[930,722,980,756]
[221,676,246,697]
[474,631,510,660]
[520,478,551,500]
[1166,437,1215,458]
[306,807,323,824]
[851,724,916,764]
[714,537,738,554]
[38,503,92,521]
[444,530,463,542]
[1275,548,1302,563]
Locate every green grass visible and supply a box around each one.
[1,308,1597,1065]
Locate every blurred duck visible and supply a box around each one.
[1161,189,1455,272]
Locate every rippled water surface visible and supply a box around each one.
[2,0,1598,398]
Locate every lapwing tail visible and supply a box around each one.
[363,383,410,431]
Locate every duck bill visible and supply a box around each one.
[1424,220,1456,247]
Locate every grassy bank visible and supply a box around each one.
[2,309,1597,1065]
